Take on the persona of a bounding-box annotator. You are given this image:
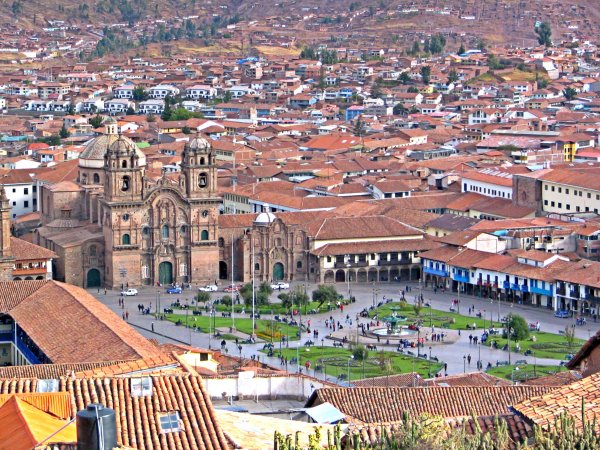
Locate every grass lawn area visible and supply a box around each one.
[487,363,566,381]
[164,313,300,342]
[483,331,585,360]
[211,301,330,316]
[370,302,503,330]
[263,346,442,380]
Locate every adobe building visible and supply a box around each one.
[35,119,221,288]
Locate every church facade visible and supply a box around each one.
[35,120,221,288]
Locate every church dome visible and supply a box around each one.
[185,134,211,152]
[254,211,276,226]
[79,134,146,169]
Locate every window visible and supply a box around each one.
[588,193,592,199]
[551,201,555,207]
[24,201,28,208]
[544,185,548,191]
[544,200,548,205]
[121,175,130,191]
[254,263,260,271]
[158,411,181,434]
[130,377,153,397]
[24,188,28,195]
[122,160,127,168]
[89,245,97,256]
[122,234,131,245]
[218,237,224,247]
[161,225,169,239]
[33,185,37,193]
[200,157,205,165]
[551,186,555,192]
[198,172,207,188]
[180,225,187,235]
[297,261,302,269]
[566,189,569,194]
[201,229,209,240]
[143,226,150,237]
[37,379,59,393]
[558,187,561,193]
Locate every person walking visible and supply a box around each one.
[467,354,472,365]
[151,322,155,332]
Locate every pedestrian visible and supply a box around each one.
[151,322,154,332]
[469,334,473,344]
[122,312,125,320]
[125,310,129,320]
[104,288,107,295]
[467,354,471,365]
[444,363,448,372]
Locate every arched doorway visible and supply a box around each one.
[159,261,173,285]
[324,270,335,283]
[86,268,101,288]
[219,261,228,280]
[273,262,284,281]
[335,270,346,282]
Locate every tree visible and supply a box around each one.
[447,69,459,84]
[506,313,529,341]
[182,126,191,134]
[536,78,549,89]
[563,87,577,101]
[535,21,552,47]
[352,344,369,361]
[393,103,406,116]
[89,114,103,129]
[161,102,173,121]
[420,66,431,85]
[399,72,411,85]
[126,106,136,115]
[59,125,70,139]
[132,85,148,101]
[413,303,422,317]
[458,43,466,55]
[410,41,420,56]
[352,118,366,137]
[220,295,232,306]
[312,285,339,308]
[196,291,210,304]
[564,325,576,350]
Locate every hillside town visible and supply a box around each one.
[0,1,598,449]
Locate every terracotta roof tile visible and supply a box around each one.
[513,372,600,433]
[307,385,555,423]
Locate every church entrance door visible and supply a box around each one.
[159,261,173,285]
[86,268,101,288]
[273,262,284,281]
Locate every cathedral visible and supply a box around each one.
[35,119,221,288]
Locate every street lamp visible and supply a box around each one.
[478,343,481,371]
[347,355,354,384]
[463,355,466,373]
[346,263,351,301]
[511,366,520,384]
[508,326,514,365]
[296,343,301,373]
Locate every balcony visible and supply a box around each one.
[334,260,368,269]
[15,337,40,364]
[503,281,510,290]
[521,284,529,293]
[530,285,553,296]
[510,283,520,291]
[13,267,47,276]
[453,273,469,283]
[424,266,448,277]
[378,259,411,267]
[556,285,566,296]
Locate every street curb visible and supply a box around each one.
[127,322,190,345]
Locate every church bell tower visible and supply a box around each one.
[0,187,14,281]
[180,134,217,199]
[103,125,144,203]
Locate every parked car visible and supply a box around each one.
[166,286,182,294]
[121,288,138,296]
[199,284,218,292]
[270,282,290,290]
[554,310,570,318]
[223,284,240,293]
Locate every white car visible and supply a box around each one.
[199,284,218,292]
[270,282,290,290]
[121,288,138,296]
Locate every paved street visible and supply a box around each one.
[92,280,598,379]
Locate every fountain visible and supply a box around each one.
[373,307,416,337]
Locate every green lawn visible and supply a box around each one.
[263,346,443,380]
[487,363,566,381]
[210,300,331,316]
[164,313,301,342]
[483,331,584,360]
[370,302,503,330]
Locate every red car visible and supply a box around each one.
[223,284,239,293]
